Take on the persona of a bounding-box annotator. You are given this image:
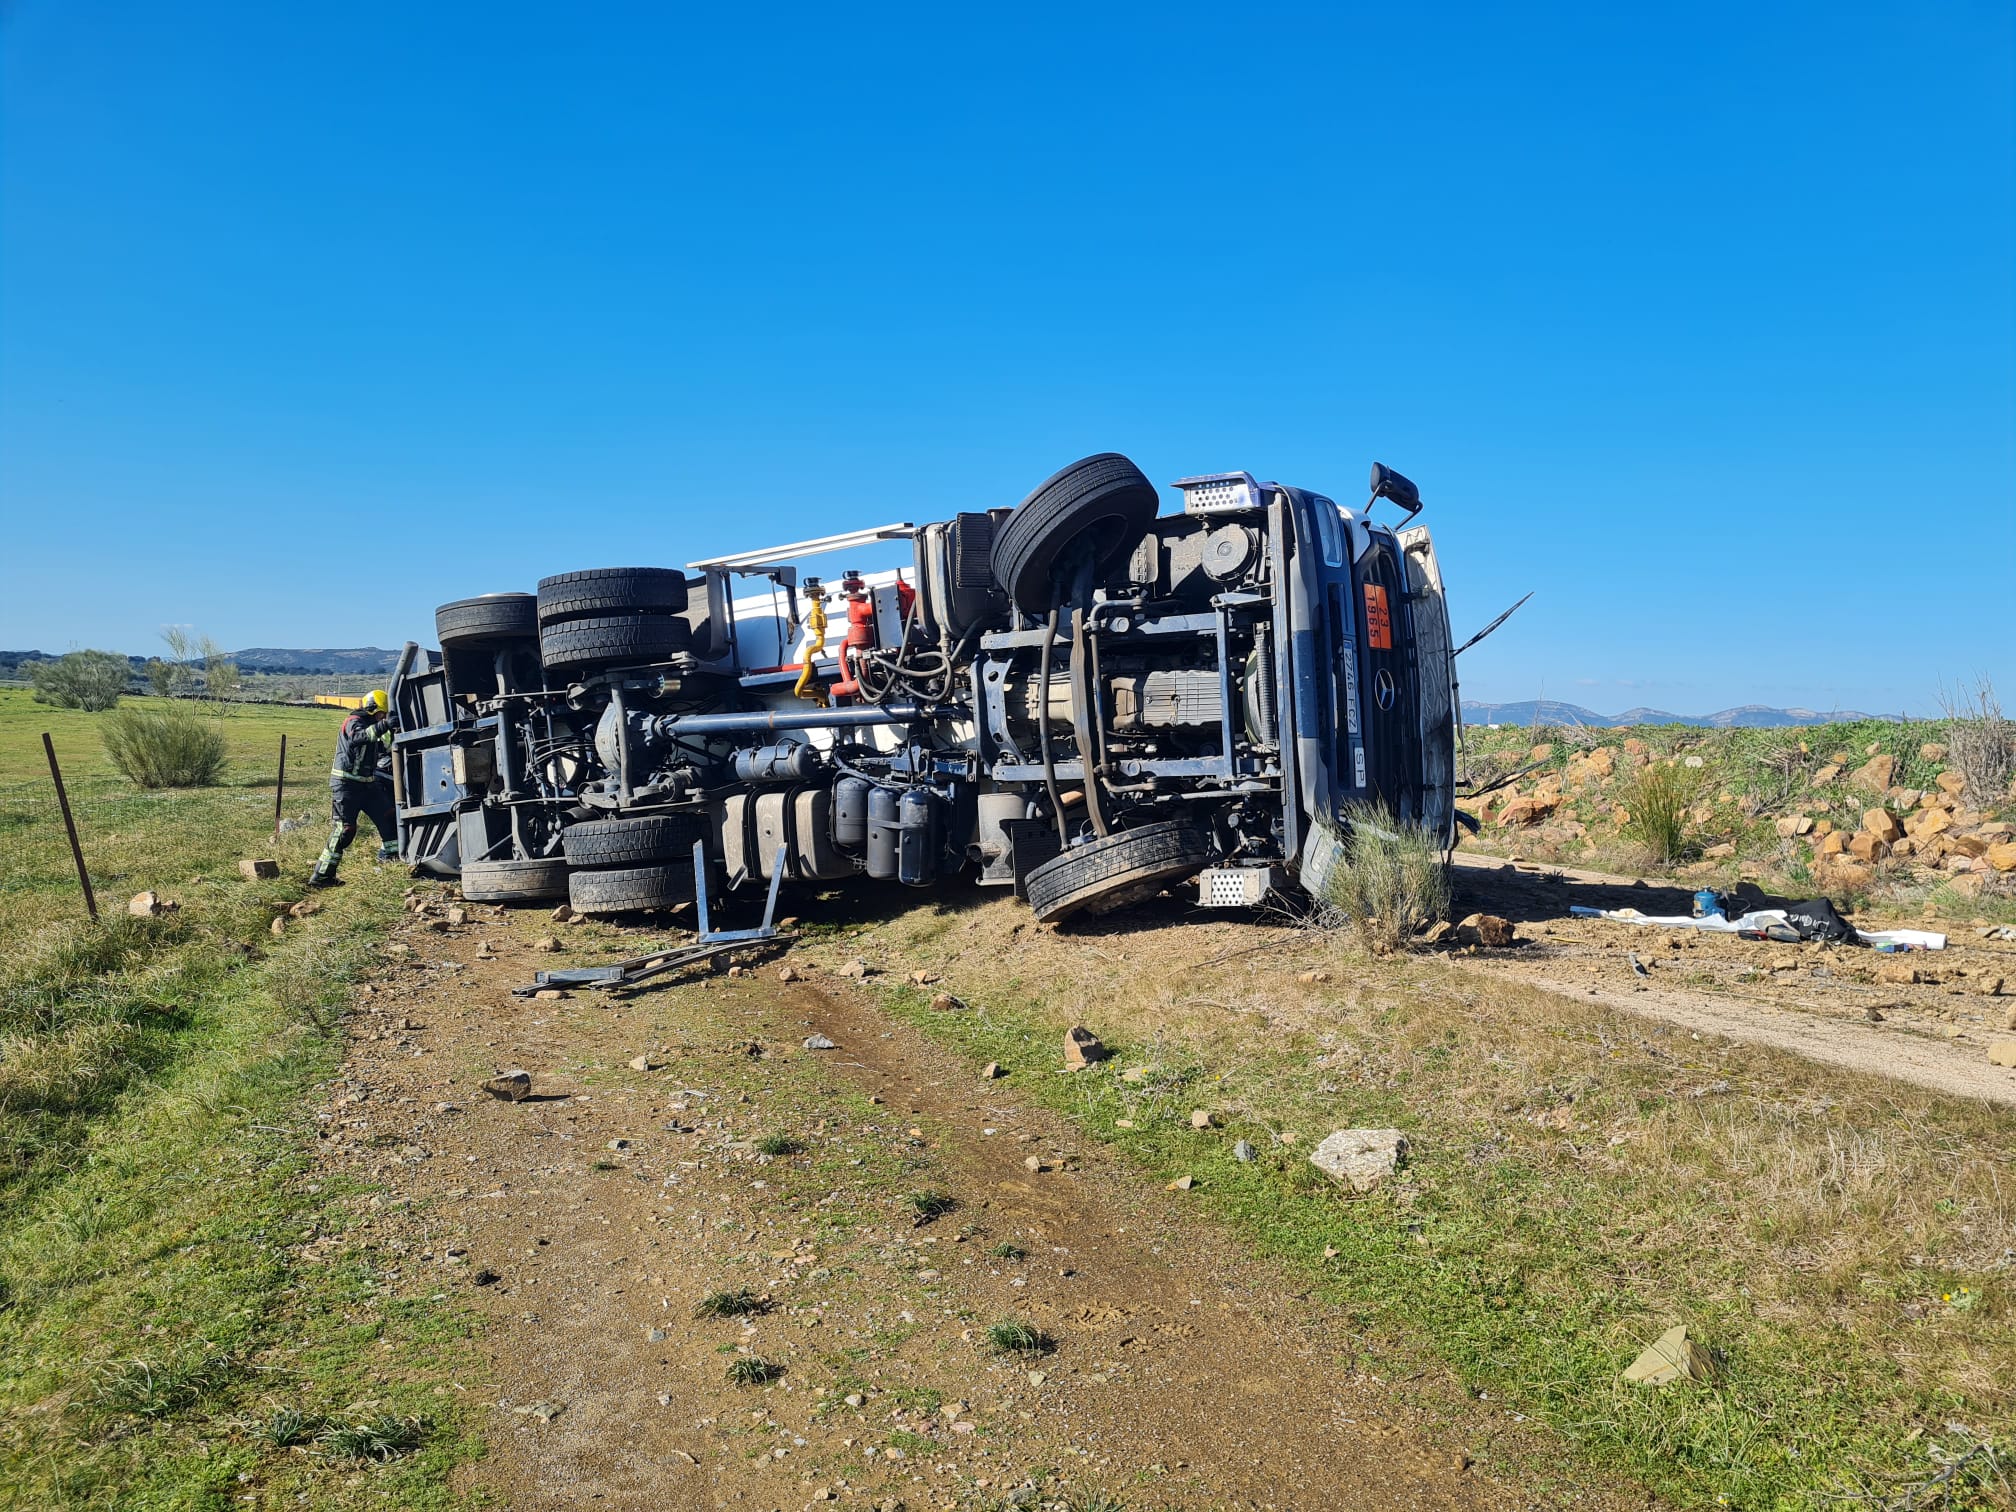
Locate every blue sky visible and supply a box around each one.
[2,1,2010,714]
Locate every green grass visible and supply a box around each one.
[693,1286,764,1319]
[982,1319,1051,1355]
[0,687,484,1507]
[904,1188,957,1223]
[724,1355,783,1387]
[753,1132,801,1157]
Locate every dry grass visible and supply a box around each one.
[1942,677,2014,810]
[1319,804,1451,953]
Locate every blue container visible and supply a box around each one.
[1693,888,1722,919]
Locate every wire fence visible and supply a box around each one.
[0,724,346,926]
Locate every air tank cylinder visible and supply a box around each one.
[865,787,901,880]
[731,742,819,783]
[897,790,939,886]
[833,775,870,850]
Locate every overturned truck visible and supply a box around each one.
[388,453,1458,924]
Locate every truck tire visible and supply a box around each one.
[992,453,1160,610]
[459,855,570,903]
[436,594,537,647]
[537,567,689,623]
[569,862,696,914]
[562,813,705,869]
[540,614,692,671]
[1023,819,1213,924]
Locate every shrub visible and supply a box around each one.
[1321,803,1451,953]
[29,650,131,711]
[101,704,227,788]
[1941,678,2013,808]
[1621,760,1699,865]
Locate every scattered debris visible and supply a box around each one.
[1233,1139,1256,1162]
[1629,953,1649,977]
[238,858,279,880]
[1622,1324,1713,1385]
[1309,1128,1407,1193]
[472,1267,499,1286]
[483,1071,533,1102]
[1062,1026,1108,1068]
[803,1034,837,1051]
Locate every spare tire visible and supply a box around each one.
[991,453,1160,610]
[459,855,570,903]
[540,614,692,671]
[436,594,537,647]
[562,813,705,869]
[1023,819,1214,924]
[569,863,696,915]
[537,567,689,623]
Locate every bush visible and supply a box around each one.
[1321,803,1451,953]
[29,650,132,712]
[1941,678,2013,808]
[1621,760,1699,865]
[101,705,228,788]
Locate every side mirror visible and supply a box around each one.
[1368,462,1422,517]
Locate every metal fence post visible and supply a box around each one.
[42,732,98,922]
[274,733,288,836]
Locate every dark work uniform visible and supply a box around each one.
[309,710,397,883]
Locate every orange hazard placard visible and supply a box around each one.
[1363,583,1392,650]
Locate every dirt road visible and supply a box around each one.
[318,907,1639,1511]
[1449,853,2016,1105]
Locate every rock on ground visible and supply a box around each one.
[1310,1128,1408,1192]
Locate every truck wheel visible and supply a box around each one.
[569,863,696,914]
[1023,819,1213,923]
[540,615,692,671]
[537,567,689,622]
[436,594,537,647]
[562,813,705,869]
[991,453,1160,609]
[459,856,570,903]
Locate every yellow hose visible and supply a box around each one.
[794,595,829,705]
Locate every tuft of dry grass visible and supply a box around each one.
[1320,804,1451,953]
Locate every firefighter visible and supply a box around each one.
[307,690,398,887]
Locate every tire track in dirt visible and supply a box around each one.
[315,906,1641,1511]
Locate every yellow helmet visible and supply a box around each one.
[364,689,389,714]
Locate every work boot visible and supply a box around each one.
[375,843,399,863]
[305,871,344,889]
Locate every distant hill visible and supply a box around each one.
[1463,699,1881,729]
[0,647,400,679]
[227,647,402,676]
